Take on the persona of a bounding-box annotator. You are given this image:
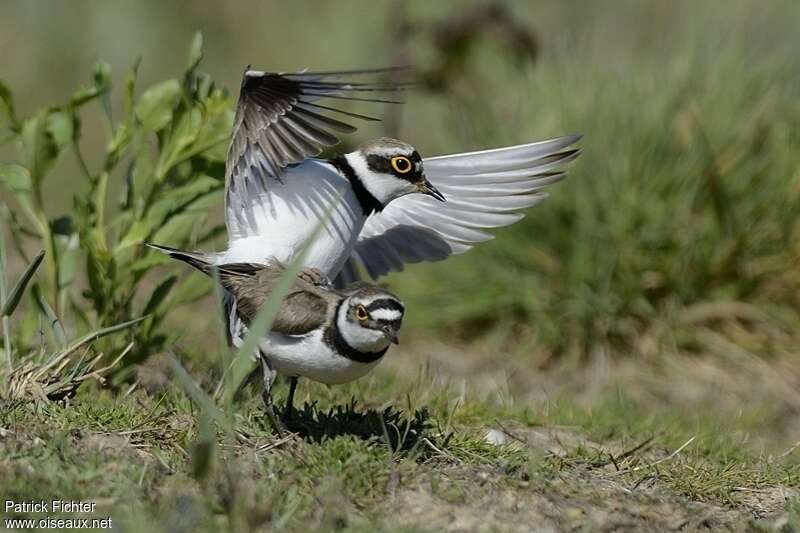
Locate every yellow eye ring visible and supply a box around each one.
[356,305,369,321]
[391,156,412,174]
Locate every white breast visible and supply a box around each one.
[261,330,383,385]
[223,160,366,277]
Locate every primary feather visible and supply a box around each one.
[337,135,582,281]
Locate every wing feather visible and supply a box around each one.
[226,67,412,240]
[338,135,581,281]
[226,263,332,336]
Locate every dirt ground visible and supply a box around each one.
[376,425,795,532]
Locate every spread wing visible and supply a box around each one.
[336,135,582,283]
[225,67,410,226]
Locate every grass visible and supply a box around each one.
[393,35,800,363]
[1,1,800,530]
[2,359,799,530]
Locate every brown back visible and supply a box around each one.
[218,262,339,336]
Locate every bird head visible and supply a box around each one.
[337,287,405,352]
[343,137,446,206]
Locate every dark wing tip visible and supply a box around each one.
[232,66,414,175]
[287,65,415,77]
[565,133,583,144]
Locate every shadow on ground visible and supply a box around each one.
[281,399,432,452]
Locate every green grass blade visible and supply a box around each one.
[223,195,342,405]
[31,283,67,348]
[38,316,147,375]
[0,228,10,371]
[74,316,148,345]
[1,249,44,317]
[211,266,233,400]
[170,355,228,430]
[0,225,7,298]
[142,273,177,316]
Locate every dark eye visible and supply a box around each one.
[356,305,369,321]
[391,156,412,174]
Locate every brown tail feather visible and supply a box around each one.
[146,243,214,275]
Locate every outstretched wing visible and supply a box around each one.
[225,67,410,220]
[336,135,582,283]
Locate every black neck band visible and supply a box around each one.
[325,300,389,364]
[330,156,383,216]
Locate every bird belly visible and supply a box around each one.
[224,161,365,277]
[262,330,383,385]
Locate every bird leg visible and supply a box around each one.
[284,377,298,421]
[260,355,287,436]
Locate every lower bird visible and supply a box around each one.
[149,244,404,434]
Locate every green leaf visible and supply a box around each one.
[0,164,41,231]
[70,61,112,107]
[157,107,202,175]
[147,175,220,224]
[84,246,115,316]
[0,229,10,368]
[116,219,155,253]
[116,176,220,256]
[22,113,59,182]
[46,110,77,151]
[169,273,212,306]
[106,123,130,169]
[1,249,45,317]
[31,283,67,348]
[178,91,234,163]
[0,79,19,140]
[186,32,204,75]
[130,144,154,213]
[135,79,181,132]
[124,58,141,119]
[95,61,113,121]
[127,252,170,275]
[142,274,177,316]
[0,164,32,194]
[0,227,7,298]
[54,231,79,289]
[106,59,141,170]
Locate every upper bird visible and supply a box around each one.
[209,66,581,284]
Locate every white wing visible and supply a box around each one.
[225,67,410,240]
[336,134,581,282]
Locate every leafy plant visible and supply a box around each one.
[396,50,800,362]
[0,242,143,401]
[0,32,232,366]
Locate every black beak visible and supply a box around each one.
[417,178,446,202]
[381,326,400,345]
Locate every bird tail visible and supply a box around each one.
[146,243,216,276]
[147,243,267,282]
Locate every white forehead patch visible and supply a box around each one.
[370,308,403,321]
[369,146,413,158]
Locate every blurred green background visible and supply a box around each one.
[2,3,800,528]
[1,0,799,365]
